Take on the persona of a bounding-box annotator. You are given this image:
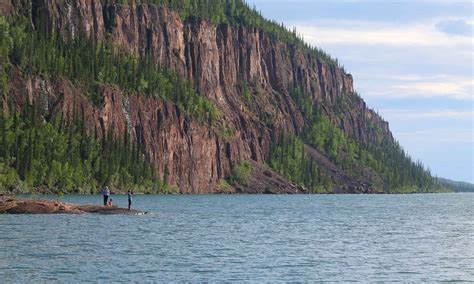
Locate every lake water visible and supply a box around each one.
[1,193,473,282]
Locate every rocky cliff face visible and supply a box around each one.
[2,0,393,193]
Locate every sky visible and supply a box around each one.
[246,0,473,183]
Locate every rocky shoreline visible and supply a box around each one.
[0,195,147,215]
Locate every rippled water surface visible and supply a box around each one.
[1,193,473,282]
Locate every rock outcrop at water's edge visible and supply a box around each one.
[0,195,147,215]
[2,1,395,193]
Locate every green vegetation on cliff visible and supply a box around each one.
[229,161,252,186]
[0,17,12,94]
[267,88,443,193]
[269,136,333,193]
[0,14,218,193]
[0,104,162,193]
[1,16,218,125]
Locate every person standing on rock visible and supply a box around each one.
[128,190,133,210]
[101,186,110,206]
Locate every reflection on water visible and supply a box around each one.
[1,193,473,282]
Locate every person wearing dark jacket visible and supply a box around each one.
[128,190,133,210]
[101,186,110,206]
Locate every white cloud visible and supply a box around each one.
[379,109,474,120]
[292,19,472,47]
[357,74,473,100]
[395,128,474,144]
[389,80,473,100]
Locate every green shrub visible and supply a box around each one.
[216,179,235,194]
[230,161,252,186]
[0,162,20,192]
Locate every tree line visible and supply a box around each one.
[267,86,443,193]
[0,100,164,193]
[269,135,333,193]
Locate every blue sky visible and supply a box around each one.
[246,0,473,183]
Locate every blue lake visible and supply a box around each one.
[1,193,473,282]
